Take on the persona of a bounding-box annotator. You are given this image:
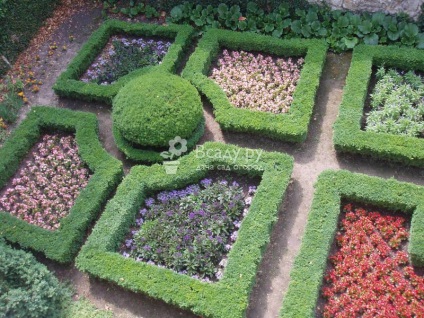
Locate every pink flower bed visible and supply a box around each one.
[321,204,424,317]
[0,134,90,230]
[209,49,304,114]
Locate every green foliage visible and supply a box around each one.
[76,142,294,318]
[0,239,71,318]
[53,20,194,104]
[64,298,113,318]
[0,107,123,262]
[333,45,424,167]
[167,2,424,52]
[112,72,203,147]
[280,170,424,317]
[0,0,60,75]
[112,115,205,163]
[0,76,24,123]
[182,28,327,142]
[366,67,424,137]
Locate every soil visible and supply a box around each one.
[5,5,424,318]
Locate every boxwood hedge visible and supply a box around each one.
[280,170,424,317]
[76,142,294,318]
[0,106,123,263]
[53,20,194,104]
[333,44,424,167]
[181,28,327,142]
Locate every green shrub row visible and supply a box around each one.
[280,170,424,317]
[113,116,205,163]
[333,44,424,167]
[168,2,424,52]
[0,0,60,76]
[0,239,71,318]
[0,106,123,263]
[76,142,294,318]
[53,20,194,104]
[182,28,327,142]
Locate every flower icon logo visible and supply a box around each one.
[169,136,187,157]
[160,136,188,160]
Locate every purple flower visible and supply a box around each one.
[200,178,212,187]
[145,198,155,207]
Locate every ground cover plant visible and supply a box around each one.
[333,45,424,167]
[0,134,90,231]
[365,66,424,137]
[320,203,424,317]
[280,170,424,317]
[81,36,172,85]
[210,49,304,114]
[182,28,327,142]
[120,178,257,281]
[0,107,123,262]
[76,142,293,318]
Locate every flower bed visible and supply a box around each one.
[210,50,304,114]
[321,203,424,317]
[120,178,256,281]
[0,134,90,230]
[81,36,171,85]
[365,67,424,137]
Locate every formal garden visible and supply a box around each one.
[2,0,424,317]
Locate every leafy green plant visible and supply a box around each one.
[366,66,424,137]
[0,239,71,318]
[0,76,24,123]
[167,2,424,52]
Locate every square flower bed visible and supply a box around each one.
[280,170,424,317]
[0,106,123,263]
[120,177,258,282]
[76,142,294,318]
[334,44,424,167]
[182,29,327,142]
[0,134,90,231]
[53,20,194,103]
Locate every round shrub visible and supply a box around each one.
[0,240,70,318]
[112,73,203,148]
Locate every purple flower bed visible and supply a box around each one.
[120,178,257,282]
[0,134,90,231]
[210,49,304,114]
[81,36,172,85]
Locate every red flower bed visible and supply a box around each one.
[321,204,424,317]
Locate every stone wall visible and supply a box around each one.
[308,0,424,20]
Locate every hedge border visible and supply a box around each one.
[181,28,327,142]
[53,20,195,104]
[76,142,294,318]
[280,169,424,317]
[333,44,424,167]
[0,106,123,263]
[112,115,206,163]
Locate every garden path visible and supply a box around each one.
[17,7,424,318]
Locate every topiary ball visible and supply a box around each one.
[112,73,203,148]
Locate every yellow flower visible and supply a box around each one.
[17,91,24,97]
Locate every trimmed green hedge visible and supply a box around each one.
[0,106,123,263]
[76,142,294,318]
[112,73,203,147]
[53,20,194,104]
[280,170,424,317]
[333,44,424,167]
[0,0,60,76]
[113,116,205,163]
[182,28,327,142]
